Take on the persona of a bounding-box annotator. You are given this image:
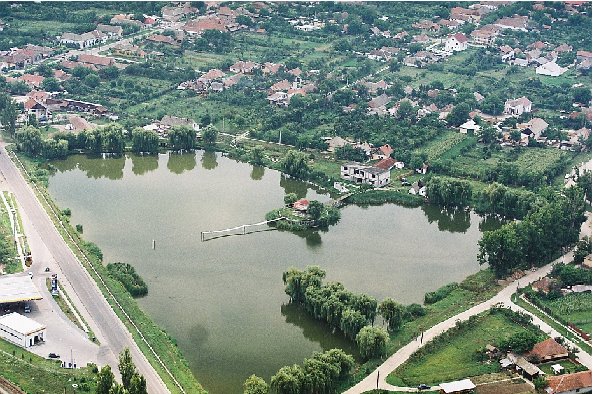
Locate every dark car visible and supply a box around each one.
[48,353,60,359]
[418,384,431,390]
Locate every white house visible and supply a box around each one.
[536,62,567,77]
[0,313,46,348]
[341,163,390,188]
[59,31,106,49]
[445,33,468,52]
[408,180,426,196]
[504,96,532,116]
[460,119,481,134]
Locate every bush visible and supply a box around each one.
[106,262,148,297]
[424,283,458,304]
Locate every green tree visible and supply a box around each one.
[169,126,196,151]
[280,150,310,179]
[480,95,503,115]
[307,200,324,221]
[131,128,159,154]
[84,73,101,88]
[573,237,592,264]
[397,100,415,121]
[243,374,268,394]
[499,331,539,353]
[118,348,135,390]
[356,326,389,360]
[340,308,367,340]
[96,365,115,394]
[108,384,127,394]
[379,298,405,331]
[270,364,304,394]
[250,145,265,165]
[284,193,298,205]
[128,373,147,394]
[446,103,470,127]
[201,124,218,147]
[16,126,43,156]
[41,77,61,92]
[1,97,17,136]
[479,126,498,144]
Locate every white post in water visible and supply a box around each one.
[152,240,155,250]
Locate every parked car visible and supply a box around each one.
[418,384,431,390]
[24,303,31,313]
[48,353,60,359]
[28,271,33,279]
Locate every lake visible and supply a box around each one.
[47,151,492,393]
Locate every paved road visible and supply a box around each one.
[345,247,592,393]
[0,145,169,394]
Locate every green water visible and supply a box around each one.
[48,152,491,393]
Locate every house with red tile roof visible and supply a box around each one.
[24,98,50,120]
[529,338,568,363]
[19,74,44,88]
[78,54,115,68]
[494,15,528,31]
[545,370,591,394]
[445,33,468,52]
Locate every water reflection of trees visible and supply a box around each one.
[201,151,218,170]
[421,204,471,233]
[48,155,78,173]
[280,303,359,359]
[130,154,159,176]
[478,215,505,232]
[78,154,125,180]
[280,174,308,198]
[250,165,265,181]
[167,151,197,174]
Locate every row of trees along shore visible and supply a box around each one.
[14,124,219,159]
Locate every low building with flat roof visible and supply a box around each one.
[0,312,45,347]
[0,273,42,304]
[439,378,476,394]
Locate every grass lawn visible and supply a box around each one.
[414,132,467,162]
[0,193,20,274]
[0,337,98,393]
[539,359,589,375]
[386,312,543,387]
[539,293,592,335]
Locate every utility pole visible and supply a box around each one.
[278,129,282,145]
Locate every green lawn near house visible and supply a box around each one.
[386,312,544,387]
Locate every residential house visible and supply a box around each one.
[500,45,516,62]
[19,74,44,89]
[412,20,440,31]
[77,54,116,69]
[24,98,50,121]
[460,119,481,134]
[66,115,94,132]
[341,163,390,188]
[112,42,146,58]
[374,158,397,171]
[500,353,544,381]
[374,144,394,159]
[292,199,309,212]
[470,24,501,46]
[555,43,573,53]
[511,58,529,67]
[494,15,528,31]
[270,79,292,93]
[532,277,554,294]
[439,19,463,29]
[223,73,243,89]
[439,378,476,394]
[160,115,199,131]
[262,62,283,74]
[445,33,468,52]
[161,3,197,21]
[183,17,227,34]
[363,80,390,94]
[522,118,549,140]
[412,34,430,43]
[110,14,144,28]
[545,370,592,394]
[576,51,591,62]
[59,31,105,49]
[229,61,259,74]
[450,7,481,23]
[96,24,123,38]
[505,97,532,116]
[529,338,569,363]
[53,69,71,81]
[536,62,567,77]
[368,94,390,110]
[409,180,426,197]
[147,34,180,47]
[199,69,225,82]
[267,92,289,107]
[326,136,350,152]
[474,92,485,103]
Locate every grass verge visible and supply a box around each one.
[0,337,98,393]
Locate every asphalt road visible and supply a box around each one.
[0,145,169,394]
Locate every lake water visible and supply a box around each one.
[47,151,492,393]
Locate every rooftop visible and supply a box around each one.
[0,312,45,335]
[0,274,43,303]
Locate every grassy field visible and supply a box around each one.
[539,293,592,335]
[0,337,98,393]
[386,311,543,387]
[0,193,20,274]
[415,132,467,162]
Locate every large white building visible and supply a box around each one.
[341,163,390,187]
[445,33,468,52]
[0,313,46,348]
